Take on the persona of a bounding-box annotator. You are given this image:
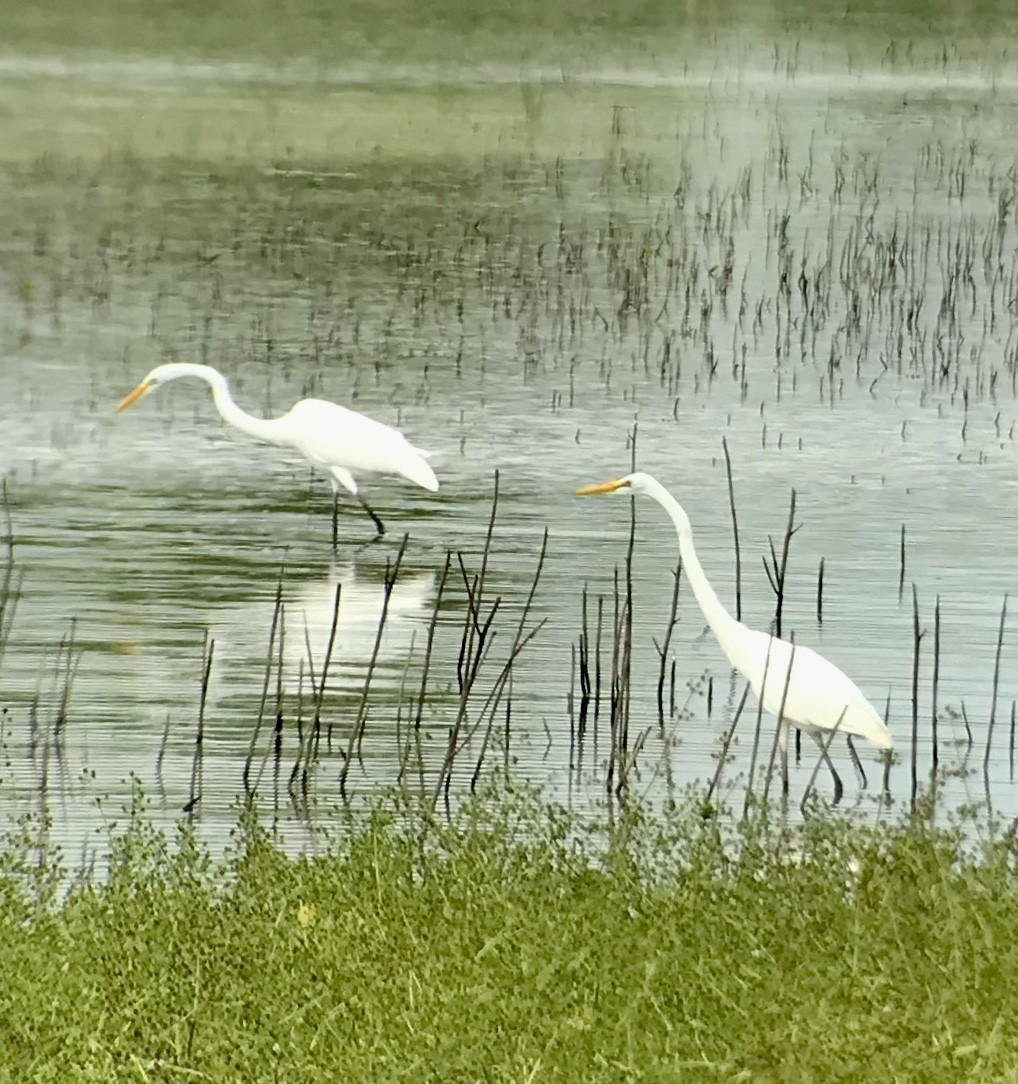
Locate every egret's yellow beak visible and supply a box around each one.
[575,478,628,497]
[115,381,152,413]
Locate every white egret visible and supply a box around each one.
[115,363,438,541]
[575,471,892,801]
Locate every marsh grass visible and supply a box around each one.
[1,783,1017,1081]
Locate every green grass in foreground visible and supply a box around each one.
[2,788,1018,1082]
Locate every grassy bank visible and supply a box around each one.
[1,789,1016,1081]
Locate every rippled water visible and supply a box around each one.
[3,38,1018,859]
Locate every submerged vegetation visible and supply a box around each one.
[2,786,1017,1081]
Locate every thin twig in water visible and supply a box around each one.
[616,424,638,795]
[288,658,306,806]
[187,632,214,818]
[654,565,682,722]
[469,530,549,792]
[0,478,24,667]
[816,558,824,625]
[898,524,906,602]
[269,595,287,809]
[1009,701,1015,783]
[607,570,623,795]
[396,557,449,791]
[722,437,742,621]
[579,586,591,702]
[762,643,801,805]
[909,585,923,814]
[431,474,502,809]
[707,682,751,802]
[762,489,798,638]
[931,595,941,778]
[414,553,451,731]
[985,594,1008,779]
[156,711,170,791]
[244,570,284,795]
[53,618,82,752]
[318,580,343,749]
[743,638,774,817]
[340,535,409,797]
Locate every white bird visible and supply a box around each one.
[575,471,892,802]
[115,363,438,541]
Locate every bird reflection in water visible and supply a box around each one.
[211,562,436,697]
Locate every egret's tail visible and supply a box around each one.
[404,454,439,492]
[868,723,894,750]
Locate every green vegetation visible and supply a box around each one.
[0,0,699,64]
[2,787,1017,1081]
[2,0,1016,65]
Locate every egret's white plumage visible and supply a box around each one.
[115,362,438,538]
[576,471,892,800]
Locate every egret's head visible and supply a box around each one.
[114,368,161,413]
[115,363,195,413]
[575,471,654,498]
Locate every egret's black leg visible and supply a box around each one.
[824,751,844,806]
[357,493,386,536]
[813,736,843,805]
[780,725,790,796]
[331,492,339,550]
[846,734,867,789]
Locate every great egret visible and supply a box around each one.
[115,363,438,540]
[575,471,892,801]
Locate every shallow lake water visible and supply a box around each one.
[3,29,1018,860]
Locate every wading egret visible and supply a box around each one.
[575,472,892,801]
[115,363,439,540]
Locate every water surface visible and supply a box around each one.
[3,27,1018,858]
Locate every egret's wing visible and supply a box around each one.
[753,636,890,747]
[286,399,439,491]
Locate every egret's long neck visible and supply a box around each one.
[649,483,744,656]
[192,366,282,445]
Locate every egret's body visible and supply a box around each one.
[576,472,892,800]
[116,363,438,539]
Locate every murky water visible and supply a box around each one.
[4,29,1018,860]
